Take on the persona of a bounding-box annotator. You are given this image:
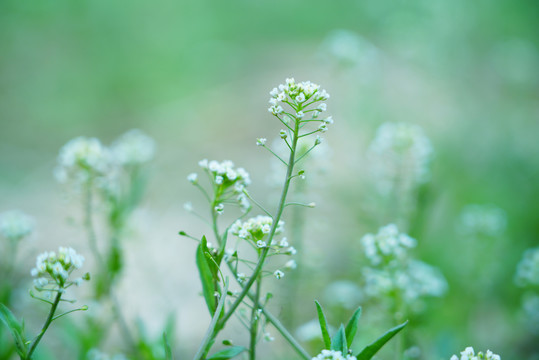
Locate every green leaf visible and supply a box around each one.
[314,300,331,349]
[196,236,218,315]
[344,306,362,347]
[0,304,28,357]
[207,346,247,360]
[330,324,347,355]
[163,332,173,360]
[356,321,408,360]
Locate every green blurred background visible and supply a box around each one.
[1,0,539,359]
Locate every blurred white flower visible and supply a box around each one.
[0,210,34,240]
[110,129,156,166]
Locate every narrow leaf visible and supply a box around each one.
[207,346,247,360]
[330,324,347,354]
[344,306,362,347]
[196,236,217,315]
[163,332,173,360]
[0,304,28,357]
[356,321,408,360]
[314,300,331,349]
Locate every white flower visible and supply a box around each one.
[367,122,433,195]
[214,204,224,215]
[319,124,328,132]
[285,259,297,270]
[110,129,155,165]
[55,137,111,185]
[295,93,306,103]
[317,103,327,112]
[31,247,86,288]
[256,240,267,248]
[0,210,34,240]
[296,111,305,118]
[256,138,267,146]
[264,332,275,342]
[215,175,224,185]
[187,173,198,184]
[274,270,284,279]
[312,349,356,360]
[198,159,209,168]
[280,129,287,139]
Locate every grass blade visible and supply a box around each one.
[356,321,408,360]
[314,300,331,349]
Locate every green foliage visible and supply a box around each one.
[315,300,331,349]
[355,321,408,360]
[315,302,407,359]
[330,325,347,355]
[207,346,247,360]
[0,303,28,358]
[196,236,221,316]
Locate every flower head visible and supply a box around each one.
[0,210,34,241]
[312,349,356,360]
[450,347,500,360]
[54,137,111,185]
[31,247,88,288]
[110,129,156,166]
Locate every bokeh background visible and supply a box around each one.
[1,0,539,359]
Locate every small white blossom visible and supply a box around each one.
[31,247,87,288]
[187,173,198,184]
[449,346,500,360]
[264,332,275,342]
[284,259,297,270]
[274,270,284,279]
[0,210,34,240]
[279,129,287,139]
[315,136,323,146]
[256,138,267,146]
[55,137,111,186]
[110,129,155,165]
[214,203,224,215]
[312,349,356,360]
[256,240,267,248]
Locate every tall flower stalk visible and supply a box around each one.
[187,78,331,360]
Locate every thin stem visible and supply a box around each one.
[192,279,229,360]
[84,182,104,267]
[26,291,62,359]
[261,145,288,166]
[242,190,273,218]
[249,275,262,360]
[217,117,299,328]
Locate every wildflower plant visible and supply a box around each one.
[179,78,406,360]
[0,246,89,359]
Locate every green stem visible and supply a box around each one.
[249,275,262,360]
[26,291,62,359]
[84,181,136,353]
[197,116,301,358]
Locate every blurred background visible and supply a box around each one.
[1,0,538,359]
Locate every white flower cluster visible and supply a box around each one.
[312,349,356,360]
[197,159,251,190]
[268,78,330,116]
[190,159,251,213]
[457,204,507,237]
[55,130,155,190]
[515,247,539,287]
[230,215,285,244]
[55,137,111,185]
[450,347,500,360]
[360,224,447,306]
[30,247,86,287]
[367,122,433,195]
[361,223,417,266]
[0,210,34,240]
[110,129,156,166]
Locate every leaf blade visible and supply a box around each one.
[207,346,247,360]
[196,236,218,315]
[330,324,347,354]
[0,303,28,357]
[356,321,408,360]
[344,306,362,347]
[314,300,331,349]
